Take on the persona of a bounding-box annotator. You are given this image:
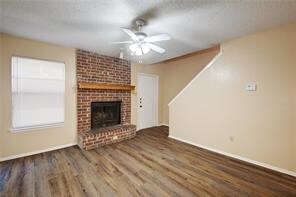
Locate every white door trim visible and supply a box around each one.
[137,73,159,129]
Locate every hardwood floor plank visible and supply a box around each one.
[0,126,295,196]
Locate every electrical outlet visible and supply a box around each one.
[112,136,118,140]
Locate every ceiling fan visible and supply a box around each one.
[113,19,170,56]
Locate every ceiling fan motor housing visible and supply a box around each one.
[135,19,146,29]
[135,32,147,40]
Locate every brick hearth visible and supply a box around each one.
[78,125,136,150]
[76,49,136,150]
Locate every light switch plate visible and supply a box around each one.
[245,83,257,91]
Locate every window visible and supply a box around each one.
[11,56,65,131]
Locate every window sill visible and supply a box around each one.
[10,123,65,133]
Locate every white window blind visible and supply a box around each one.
[11,56,65,131]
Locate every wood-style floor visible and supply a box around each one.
[1,126,296,197]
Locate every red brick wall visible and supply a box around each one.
[76,49,130,85]
[76,49,131,133]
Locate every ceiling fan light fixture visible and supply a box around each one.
[141,43,150,54]
[114,19,170,57]
[129,43,150,56]
[129,43,139,52]
[135,49,142,56]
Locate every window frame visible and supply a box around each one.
[10,55,66,133]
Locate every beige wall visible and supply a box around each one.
[294,48,296,170]
[0,34,3,157]
[169,23,296,172]
[0,34,77,158]
[161,49,219,124]
[131,49,219,127]
[131,63,165,126]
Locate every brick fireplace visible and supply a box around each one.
[76,49,136,150]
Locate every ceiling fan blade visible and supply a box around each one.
[121,28,139,41]
[146,43,165,54]
[112,41,134,44]
[144,34,170,43]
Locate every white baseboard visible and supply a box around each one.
[0,143,77,162]
[169,135,296,177]
[159,123,169,127]
[136,124,169,131]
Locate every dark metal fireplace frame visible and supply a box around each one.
[91,101,121,130]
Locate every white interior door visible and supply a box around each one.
[137,73,158,130]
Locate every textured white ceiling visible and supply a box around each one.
[1,0,296,64]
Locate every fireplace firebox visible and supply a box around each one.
[91,101,121,130]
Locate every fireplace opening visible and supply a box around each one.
[91,101,121,130]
